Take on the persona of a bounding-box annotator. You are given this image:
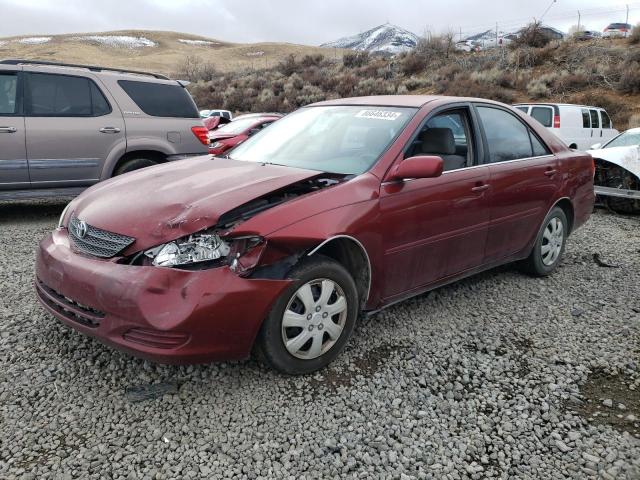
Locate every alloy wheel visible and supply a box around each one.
[541,217,563,266]
[281,279,348,360]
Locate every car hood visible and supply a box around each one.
[588,145,640,177]
[69,157,320,251]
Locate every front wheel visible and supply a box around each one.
[520,206,568,276]
[255,256,359,374]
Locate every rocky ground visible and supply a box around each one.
[1,201,639,479]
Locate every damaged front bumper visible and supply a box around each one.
[35,229,291,364]
[594,185,640,200]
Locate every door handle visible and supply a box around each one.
[471,184,490,193]
[99,127,121,134]
[0,126,17,133]
[544,169,557,177]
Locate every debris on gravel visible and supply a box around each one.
[1,201,639,479]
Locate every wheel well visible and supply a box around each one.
[569,143,577,149]
[555,198,575,233]
[309,237,370,308]
[113,150,167,175]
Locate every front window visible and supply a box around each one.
[228,106,416,175]
[604,130,640,148]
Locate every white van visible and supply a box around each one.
[514,103,619,150]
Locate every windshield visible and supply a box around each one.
[604,130,640,148]
[216,118,262,135]
[228,106,416,174]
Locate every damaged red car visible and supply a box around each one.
[35,95,595,374]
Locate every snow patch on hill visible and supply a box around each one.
[71,35,156,48]
[178,39,217,46]
[18,37,51,45]
[321,24,418,55]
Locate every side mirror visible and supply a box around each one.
[590,143,602,150]
[389,156,444,181]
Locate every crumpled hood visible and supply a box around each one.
[588,145,640,178]
[69,157,319,251]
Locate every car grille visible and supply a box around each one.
[68,215,135,258]
[36,279,105,328]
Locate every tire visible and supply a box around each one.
[520,206,568,276]
[255,256,359,374]
[114,158,157,176]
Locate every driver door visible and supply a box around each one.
[378,106,491,300]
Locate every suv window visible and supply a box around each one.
[408,110,472,172]
[581,109,591,128]
[25,73,111,117]
[530,106,552,127]
[600,110,612,129]
[118,80,199,118]
[477,106,533,162]
[0,73,18,115]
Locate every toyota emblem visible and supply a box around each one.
[75,220,88,239]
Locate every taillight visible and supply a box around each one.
[191,126,209,145]
[591,158,596,178]
[553,115,560,128]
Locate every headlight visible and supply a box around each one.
[145,233,231,267]
[57,203,71,229]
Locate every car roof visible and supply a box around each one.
[310,95,506,108]
[514,102,605,109]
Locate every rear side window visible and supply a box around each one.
[477,106,533,162]
[0,73,18,115]
[530,107,553,127]
[530,132,550,156]
[25,73,111,117]
[118,80,199,118]
[600,110,612,129]
[589,109,600,128]
[581,109,591,128]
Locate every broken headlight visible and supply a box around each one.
[145,233,231,267]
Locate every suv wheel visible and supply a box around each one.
[114,158,157,176]
[255,256,359,374]
[520,206,568,276]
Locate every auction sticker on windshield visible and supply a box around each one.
[355,110,403,121]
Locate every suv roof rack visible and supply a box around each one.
[0,59,170,80]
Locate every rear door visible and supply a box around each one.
[24,71,125,187]
[0,68,28,189]
[475,104,561,263]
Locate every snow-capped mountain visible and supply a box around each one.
[321,24,418,55]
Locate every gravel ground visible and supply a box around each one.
[1,201,639,479]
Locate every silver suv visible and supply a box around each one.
[0,59,208,200]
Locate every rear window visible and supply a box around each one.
[608,23,630,29]
[26,73,111,117]
[118,80,199,118]
[530,107,553,127]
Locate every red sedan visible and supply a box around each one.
[208,113,282,155]
[35,96,595,374]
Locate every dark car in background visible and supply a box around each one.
[0,59,208,200]
[208,113,283,155]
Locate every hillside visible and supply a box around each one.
[320,24,418,55]
[0,30,347,74]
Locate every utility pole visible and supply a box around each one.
[577,10,581,32]
[496,22,499,47]
[626,4,630,37]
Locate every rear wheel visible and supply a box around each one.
[114,158,157,176]
[520,206,568,276]
[255,256,358,374]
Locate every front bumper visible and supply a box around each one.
[594,185,640,200]
[35,229,291,364]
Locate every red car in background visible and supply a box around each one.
[209,113,283,155]
[35,96,594,374]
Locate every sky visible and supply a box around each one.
[0,0,638,44]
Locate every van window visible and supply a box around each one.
[0,73,18,115]
[477,106,533,162]
[581,109,591,128]
[589,110,600,129]
[600,110,612,129]
[118,80,199,118]
[530,107,553,127]
[515,106,529,113]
